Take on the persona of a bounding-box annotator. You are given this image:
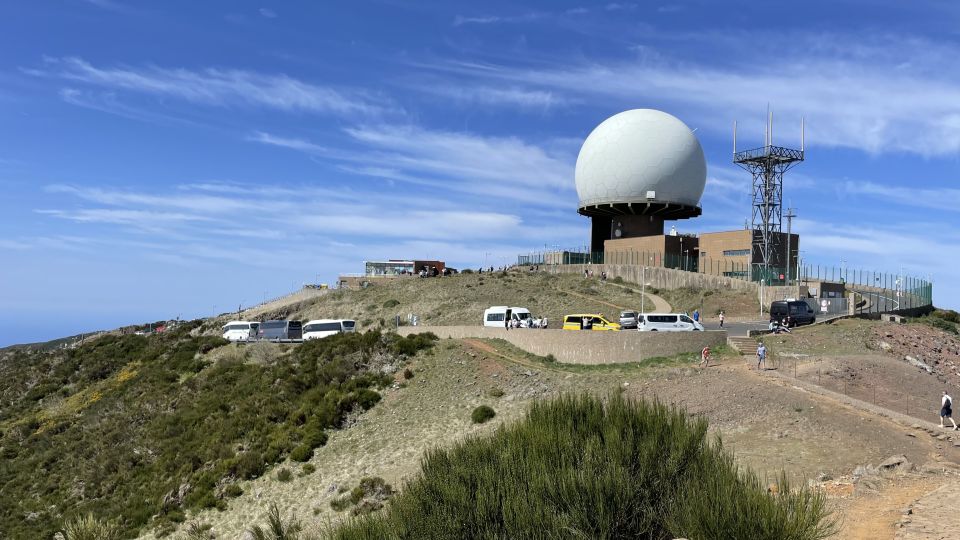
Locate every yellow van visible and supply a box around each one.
[562,314,621,331]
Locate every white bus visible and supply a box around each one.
[482,306,533,328]
[302,319,357,340]
[221,321,259,342]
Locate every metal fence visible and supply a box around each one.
[517,248,933,311]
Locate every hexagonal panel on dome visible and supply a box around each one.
[575,109,706,217]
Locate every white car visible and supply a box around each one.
[302,319,356,340]
[222,321,259,341]
[637,313,704,332]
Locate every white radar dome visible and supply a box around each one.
[575,109,706,210]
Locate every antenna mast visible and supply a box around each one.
[733,109,805,285]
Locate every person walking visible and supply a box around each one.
[941,391,957,430]
[700,345,711,368]
[756,343,767,370]
[693,309,700,323]
[719,311,725,328]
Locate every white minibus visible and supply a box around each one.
[302,319,357,340]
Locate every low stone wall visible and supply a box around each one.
[397,326,726,365]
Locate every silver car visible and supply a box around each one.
[619,310,639,329]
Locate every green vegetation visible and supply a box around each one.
[330,477,395,515]
[247,504,313,540]
[59,513,122,540]
[471,405,496,424]
[0,327,436,538]
[330,394,835,540]
[277,468,293,482]
[915,309,960,334]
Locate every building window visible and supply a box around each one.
[722,249,750,257]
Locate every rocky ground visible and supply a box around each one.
[149,319,960,539]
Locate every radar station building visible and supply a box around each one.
[574,109,798,279]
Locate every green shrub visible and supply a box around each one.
[331,394,835,540]
[382,299,400,308]
[934,309,960,323]
[402,368,414,380]
[300,463,316,476]
[471,405,496,424]
[612,276,624,283]
[290,444,314,463]
[246,504,306,540]
[277,468,293,482]
[183,522,215,540]
[488,387,505,398]
[224,484,244,498]
[544,354,557,363]
[60,513,122,540]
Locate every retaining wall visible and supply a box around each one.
[544,264,802,304]
[397,326,726,365]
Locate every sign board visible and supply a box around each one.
[820,300,828,313]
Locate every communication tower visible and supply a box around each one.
[733,109,804,282]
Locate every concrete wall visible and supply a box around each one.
[547,263,758,291]
[397,326,726,365]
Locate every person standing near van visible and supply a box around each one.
[693,309,700,323]
[756,343,767,370]
[941,391,957,430]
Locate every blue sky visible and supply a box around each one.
[2,1,959,345]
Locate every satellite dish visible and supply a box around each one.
[614,228,623,238]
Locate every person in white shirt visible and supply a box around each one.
[756,343,767,370]
[941,391,957,430]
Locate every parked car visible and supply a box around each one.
[482,306,533,328]
[221,320,260,342]
[256,320,303,341]
[619,310,639,329]
[302,319,356,340]
[769,300,816,327]
[636,313,703,332]
[562,314,621,331]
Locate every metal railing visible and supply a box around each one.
[517,248,933,312]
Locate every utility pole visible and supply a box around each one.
[784,206,796,285]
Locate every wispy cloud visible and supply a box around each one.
[421,34,960,156]
[453,15,501,26]
[841,180,960,212]
[413,84,569,109]
[249,124,576,207]
[32,57,390,116]
[259,8,277,18]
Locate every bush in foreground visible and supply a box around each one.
[471,405,496,424]
[330,394,835,540]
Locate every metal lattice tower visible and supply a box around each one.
[733,110,804,282]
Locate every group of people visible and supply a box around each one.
[505,316,548,330]
[768,317,793,334]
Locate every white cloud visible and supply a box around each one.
[414,84,569,109]
[422,34,960,156]
[249,124,577,208]
[841,180,960,212]
[259,8,277,18]
[34,57,389,116]
[453,15,501,26]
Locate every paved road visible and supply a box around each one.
[700,319,769,337]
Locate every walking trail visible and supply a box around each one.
[557,284,672,313]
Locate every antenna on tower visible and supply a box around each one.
[734,107,804,285]
[733,120,737,156]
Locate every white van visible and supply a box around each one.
[302,319,357,340]
[482,306,533,328]
[637,313,704,332]
[222,321,259,342]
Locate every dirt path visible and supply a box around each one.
[599,281,673,312]
[839,477,945,540]
[462,338,562,373]
[895,479,960,539]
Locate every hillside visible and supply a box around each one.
[0,323,436,538]
[213,271,761,333]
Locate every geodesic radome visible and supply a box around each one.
[575,109,706,210]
